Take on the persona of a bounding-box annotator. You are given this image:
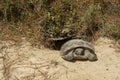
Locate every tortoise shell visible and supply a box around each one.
[60,39,96,61]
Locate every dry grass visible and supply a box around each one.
[0,41,58,80]
[0,44,23,80]
[0,0,119,48]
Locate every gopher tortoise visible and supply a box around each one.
[60,39,98,61]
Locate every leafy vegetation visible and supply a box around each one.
[105,22,120,39]
[0,0,119,48]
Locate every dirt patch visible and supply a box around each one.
[0,37,120,80]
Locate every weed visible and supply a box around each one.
[117,39,120,44]
[105,22,120,39]
[79,3,103,41]
[0,0,119,48]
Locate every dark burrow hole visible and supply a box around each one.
[48,37,72,50]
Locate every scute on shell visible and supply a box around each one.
[60,39,95,57]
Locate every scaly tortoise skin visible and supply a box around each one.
[60,39,98,61]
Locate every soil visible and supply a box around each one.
[0,37,120,80]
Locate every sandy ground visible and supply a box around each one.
[0,37,120,80]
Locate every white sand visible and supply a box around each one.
[0,37,120,80]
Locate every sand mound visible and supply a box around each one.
[0,37,120,80]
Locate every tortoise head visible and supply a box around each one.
[73,48,88,60]
[73,48,98,61]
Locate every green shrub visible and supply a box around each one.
[107,23,120,39]
[0,0,119,48]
